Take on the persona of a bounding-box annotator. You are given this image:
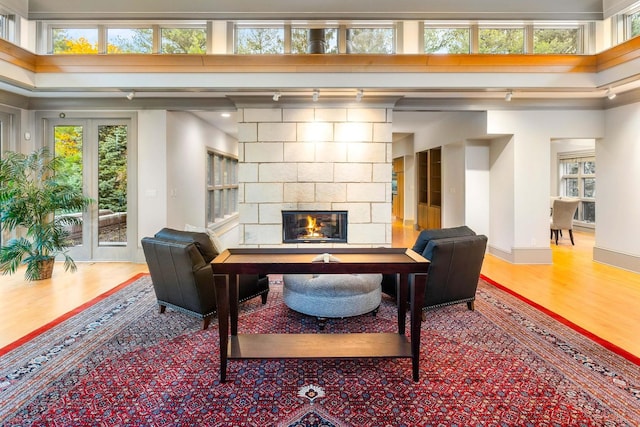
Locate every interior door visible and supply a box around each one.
[48,117,136,261]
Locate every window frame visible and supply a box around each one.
[625,6,640,39]
[558,151,596,226]
[423,23,471,54]
[207,150,239,226]
[234,22,286,54]
[532,23,583,54]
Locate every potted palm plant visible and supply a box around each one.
[0,147,93,281]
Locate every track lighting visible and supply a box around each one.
[312,90,319,102]
[504,91,512,102]
[272,91,281,101]
[606,88,616,100]
[356,89,364,102]
[126,91,135,101]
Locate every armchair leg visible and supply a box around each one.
[261,292,268,305]
[569,229,575,245]
[159,304,167,314]
[467,301,475,311]
[202,316,212,330]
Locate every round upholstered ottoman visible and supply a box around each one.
[283,273,382,327]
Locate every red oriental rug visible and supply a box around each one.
[0,274,638,426]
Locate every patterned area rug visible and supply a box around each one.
[1,274,638,426]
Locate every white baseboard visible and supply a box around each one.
[593,246,640,273]
[488,245,552,264]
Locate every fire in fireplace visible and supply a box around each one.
[282,210,348,243]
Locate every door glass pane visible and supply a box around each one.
[54,125,84,246]
[98,125,128,246]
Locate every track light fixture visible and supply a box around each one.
[312,90,319,102]
[504,91,512,102]
[606,88,616,100]
[126,91,135,101]
[272,91,281,101]
[356,89,364,102]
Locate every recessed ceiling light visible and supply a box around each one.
[221,112,231,118]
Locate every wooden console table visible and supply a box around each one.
[211,247,428,382]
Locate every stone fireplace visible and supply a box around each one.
[282,210,348,243]
[237,106,393,248]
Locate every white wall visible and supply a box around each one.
[488,135,515,254]
[465,140,491,237]
[137,110,168,248]
[442,142,465,228]
[166,111,238,230]
[598,103,640,258]
[549,138,596,197]
[487,110,604,259]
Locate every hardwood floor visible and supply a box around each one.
[1,224,639,361]
[393,221,640,359]
[0,262,148,349]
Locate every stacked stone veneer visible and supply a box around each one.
[238,107,393,247]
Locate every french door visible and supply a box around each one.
[0,112,11,248]
[46,117,136,261]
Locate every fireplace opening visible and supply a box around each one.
[282,210,347,243]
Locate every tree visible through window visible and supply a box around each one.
[559,155,595,224]
[479,27,524,54]
[236,27,284,54]
[630,11,640,38]
[161,27,206,53]
[533,28,579,54]
[424,28,470,53]
[52,28,99,53]
[346,28,394,53]
[107,28,153,53]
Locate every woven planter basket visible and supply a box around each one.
[35,258,55,280]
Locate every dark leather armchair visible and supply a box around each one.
[382,226,488,318]
[141,228,269,329]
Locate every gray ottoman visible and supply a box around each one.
[283,273,383,328]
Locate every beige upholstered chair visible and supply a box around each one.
[550,198,580,245]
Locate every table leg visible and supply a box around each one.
[397,273,408,335]
[213,274,229,383]
[229,274,239,336]
[410,273,426,382]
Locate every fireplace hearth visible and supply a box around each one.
[282,210,348,243]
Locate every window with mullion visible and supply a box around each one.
[207,151,238,225]
[559,155,595,224]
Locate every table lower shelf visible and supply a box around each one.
[228,333,412,359]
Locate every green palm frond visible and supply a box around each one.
[0,147,93,280]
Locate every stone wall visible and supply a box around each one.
[237,107,393,247]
